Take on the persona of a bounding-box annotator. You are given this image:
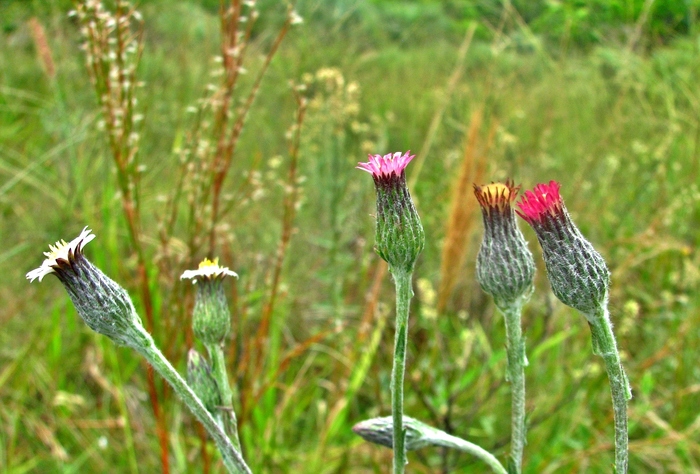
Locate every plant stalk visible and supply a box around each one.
[207,342,242,451]
[588,304,631,474]
[501,300,527,473]
[390,269,413,474]
[427,431,508,474]
[137,332,251,474]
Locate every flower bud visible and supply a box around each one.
[26,227,151,350]
[357,151,425,274]
[474,180,535,310]
[517,181,610,318]
[187,349,222,416]
[352,416,433,451]
[181,258,238,345]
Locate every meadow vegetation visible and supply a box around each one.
[1,0,699,472]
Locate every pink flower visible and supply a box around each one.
[515,180,564,225]
[357,150,424,273]
[516,181,610,316]
[356,151,415,179]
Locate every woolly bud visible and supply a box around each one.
[352,416,434,451]
[357,151,425,274]
[187,349,222,416]
[26,227,151,350]
[474,180,535,310]
[517,181,610,318]
[181,258,238,345]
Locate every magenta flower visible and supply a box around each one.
[357,150,425,473]
[356,151,415,178]
[518,182,630,472]
[515,181,564,225]
[357,150,424,273]
[517,181,610,317]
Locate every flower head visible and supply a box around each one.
[474,180,535,309]
[357,151,425,274]
[26,226,96,282]
[181,258,238,283]
[181,258,236,344]
[356,151,415,179]
[517,181,610,317]
[26,228,150,350]
[515,181,564,226]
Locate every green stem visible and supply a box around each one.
[500,301,527,473]
[428,431,508,474]
[391,269,413,474]
[137,332,251,474]
[207,342,242,451]
[588,304,631,474]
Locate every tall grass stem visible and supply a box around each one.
[107,344,140,474]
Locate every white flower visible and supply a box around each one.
[27,227,96,282]
[181,258,238,283]
[289,10,303,25]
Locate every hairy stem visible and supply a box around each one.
[207,342,242,451]
[501,301,527,473]
[390,269,413,474]
[588,304,631,474]
[428,431,507,474]
[137,332,251,474]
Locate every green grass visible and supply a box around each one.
[2,1,700,472]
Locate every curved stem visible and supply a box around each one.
[588,305,631,474]
[354,415,507,474]
[501,301,527,473]
[429,432,508,474]
[390,269,413,474]
[138,333,251,474]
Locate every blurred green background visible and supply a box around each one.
[2,0,699,472]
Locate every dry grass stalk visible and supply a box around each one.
[29,418,69,462]
[408,23,477,189]
[436,109,494,313]
[27,18,55,80]
[73,1,168,470]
